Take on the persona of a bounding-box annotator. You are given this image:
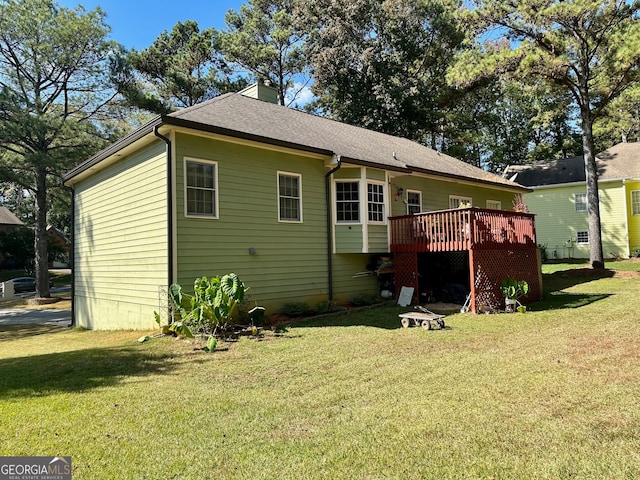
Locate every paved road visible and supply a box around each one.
[0,308,71,326]
[0,286,72,327]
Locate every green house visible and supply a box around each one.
[504,142,640,260]
[63,83,533,330]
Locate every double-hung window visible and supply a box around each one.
[575,193,587,212]
[632,191,640,216]
[185,158,218,218]
[278,172,302,222]
[486,200,501,210]
[449,195,472,209]
[368,183,385,223]
[407,190,422,215]
[336,181,359,222]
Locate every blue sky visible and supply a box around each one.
[56,0,315,104]
[57,1,246,49]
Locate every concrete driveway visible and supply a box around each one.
[0,308,71,327]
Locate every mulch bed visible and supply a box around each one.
[25,297,61,305]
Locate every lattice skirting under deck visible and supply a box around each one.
[393,252,419,304]
[471,248,541,312]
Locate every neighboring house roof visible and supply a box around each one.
[504,142,640,187]
[64,92,526,191]
[0,206,24,226]
[47,225,70,244]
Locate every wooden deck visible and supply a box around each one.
[389,207,536,253]
[389,208,541,313]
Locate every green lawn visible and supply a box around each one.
[2,267,640,479]
[541,258,640,274]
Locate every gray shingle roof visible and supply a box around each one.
[65,91,526,191]
[504,142,640,187]
[167,93,522,189]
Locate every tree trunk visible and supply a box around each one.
[580,108,605,269]
[34,167,51,297]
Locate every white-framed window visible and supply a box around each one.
[449,195,472,209]
[486,200,501,210]
[185,158,218,218]
[407,190,422,215]
[367,182,385,223]
[576,231,589,244]
[631,190,640,216]
[336,181,359,223]
[278,172,302,222]
[575,193,587,212]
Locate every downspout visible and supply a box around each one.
[622,178,631,257]
[69,186,75,328]
[154,124,174,289]
[325,156,342,301]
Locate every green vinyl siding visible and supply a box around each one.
[368,224,388,252]
[331,253,379,304]
[174,133,331,311]
[388,174,517,218]
[73,141,168,329]
[365,167,386,182]
[334,168,361,180]
[627,181,640,253]
[335,224,364,253]
[525,181,628,259]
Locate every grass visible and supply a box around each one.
[541,258,640,274]
[2,267,640,478]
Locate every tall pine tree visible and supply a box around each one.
[0,0,116,296]
[450,0,640,268]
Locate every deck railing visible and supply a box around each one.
[389,207,536,253]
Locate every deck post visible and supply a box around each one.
[468,249,477,313]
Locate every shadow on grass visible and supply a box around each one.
[0,324,70,341]
[291,304,411,330]
[530,292,612,311]
[0,342,178,399]
[278,269,622,329]
[542,268,615,292]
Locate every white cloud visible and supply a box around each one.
[286,81,316,108]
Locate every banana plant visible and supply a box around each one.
[499,278,529,300]
[164,273,247,336]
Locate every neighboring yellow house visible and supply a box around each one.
[504,142,640,260]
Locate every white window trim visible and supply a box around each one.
[449,195,472,209]
[575,193,588,213]
[486,200,501,210]
[184,157,219,219]
[576,231,589,245]
[367,180,387,225]
[277,171,303,223]
[631,190,640,216]
[335,179,361,224]
[406,189,422,215]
